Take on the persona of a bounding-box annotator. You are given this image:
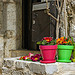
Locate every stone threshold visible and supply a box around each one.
[9,50,40,57]
[2,57,75,75]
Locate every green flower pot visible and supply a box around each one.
[57,45,74,62]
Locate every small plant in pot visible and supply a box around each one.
[56,37,74,63]
[70,37,75,62]
[37,37,57,63]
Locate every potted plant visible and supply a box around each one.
[37,37,57,63]
[72,44,75,61]
[70,37,75,62]
[56,37,74,62]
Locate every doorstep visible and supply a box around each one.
[2,57,75,75]
[9,50,40,57]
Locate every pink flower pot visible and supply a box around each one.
[39,45,57,63]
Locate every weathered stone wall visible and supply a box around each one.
[0,0,22,73]
[61,0,75,41]
[0,1,4,34]
[67,0,75,41]
[2,0,22,58]
[2,57,75,75]
[0,34,4,73]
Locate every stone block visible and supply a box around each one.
[0,50,3,57]
[12,71,23,75]
[2,0,15,3]
[6,60,14,68]
[71,1,75,8]
[58,63,75,72]
[23,71,31,75]
[0,50,3,68]
[45,64,57,75]
[2,73,11,75]
[0,36,4,50]
[15,60,28,69]
[28,62,45,74]
[2,67,11,74]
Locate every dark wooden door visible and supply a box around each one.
[22,1,57,50]
[22,0,32,49]
[31,10,50,49]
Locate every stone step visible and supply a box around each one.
[3,57,75,75]
[9,50,40,57]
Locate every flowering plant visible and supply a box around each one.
[19,53,42,62]
[37,37,56,45]
[56,37,73,45]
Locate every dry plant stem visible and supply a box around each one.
[56,16,59,39]
[46,0,58,38]
[60,0,64,13]
[46,0,64,39]
[64,0,68,38]
[57,0,59,8]
[55,0,64,38]
[56,0,60,39]
[46,0,57,21]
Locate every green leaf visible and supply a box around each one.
[25,59,32,61]
[37,41,42,45]
[55,39,56,44]
[71,37,74,44]
[67,37,69,40]
[42,40,47,45]
[50,43,54,45]
[64,37,66,39]
[74,43,75,50]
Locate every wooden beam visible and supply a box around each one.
[32,2,50,11]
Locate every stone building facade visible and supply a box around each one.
[0,0,75,74]
[0,0,22,72]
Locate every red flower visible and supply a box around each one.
[31,54,42,61]
[63,41,68,44]
[19,53,42,62]
[31,56,40,61]
[35,54,42,57]
[23,56,26,60]
[43,37,52,42]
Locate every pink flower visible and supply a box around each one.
[28,53,34,58]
